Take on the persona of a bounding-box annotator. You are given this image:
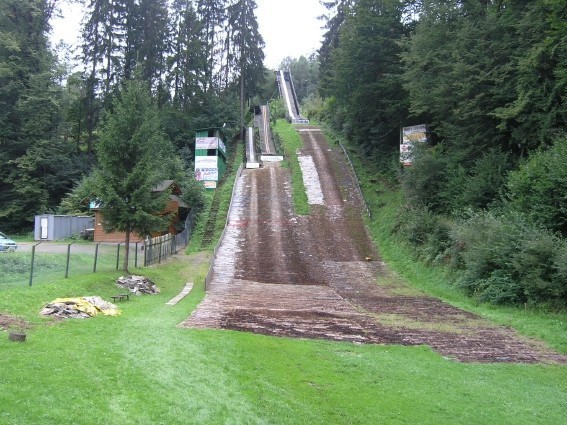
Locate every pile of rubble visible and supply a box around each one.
[116,275,160,295]
[41,296,120,319]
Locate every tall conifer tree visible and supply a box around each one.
[90,78,173,271]
[0,0,62,231]
[226,0,265,140]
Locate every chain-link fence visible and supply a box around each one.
[1,241,141,290]
[0,210,199,290]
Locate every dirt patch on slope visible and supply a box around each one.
[182,127,567,364]
[0,313,31,331]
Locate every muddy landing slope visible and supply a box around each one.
[183,127,566,364]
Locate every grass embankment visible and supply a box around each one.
[1,245,139,290]
[1,257,566,424]
[188,141,244,253]
[1,125,566,424]
[273,119,309,215]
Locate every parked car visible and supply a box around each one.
[0,231,18,252]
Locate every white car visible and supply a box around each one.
[0,231,18,252]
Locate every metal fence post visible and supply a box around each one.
[29,242,42,286]
[135,242,138,268]
[93,242,100,273]
[144,240,148,267]
[116,242,122,270]
[65,242,75,278]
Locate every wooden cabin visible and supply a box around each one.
[92,180,189,243]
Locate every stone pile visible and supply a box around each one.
[116,275,160,295]
[41,296,119,319]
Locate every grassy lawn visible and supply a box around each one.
[1,255,566,424]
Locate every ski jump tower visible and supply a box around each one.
[276,70,309,124]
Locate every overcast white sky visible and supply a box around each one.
[51,0,326,69]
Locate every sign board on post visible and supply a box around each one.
[194,156,219,181]
[196,137,226,155]
[196,137,219,150]
[400,124,428,166]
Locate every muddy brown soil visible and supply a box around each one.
[183,127,566,364]
[0,314,30,331]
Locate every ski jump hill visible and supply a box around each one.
[276,70,309,124]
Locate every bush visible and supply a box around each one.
[450,210,567,307]
[301,93,324,122]
[394,204,452,265]
[460,149,512,210]
[507,136,567,236]
[401,145,512,215]
[321,97,347,136]
[179,171,205,210]
[400,145,451,214]
[268,98,286,123]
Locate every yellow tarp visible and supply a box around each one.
[50,297,121,317]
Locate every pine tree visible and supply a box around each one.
[123,0,169,86]
[0,0,63,232]
[89,78,174,271]
[196,0,228,93]
[324,0,408,152]
[81,0,120,154]
[318,0,354,97]
[226,0,265,140]
[168,0,206,110]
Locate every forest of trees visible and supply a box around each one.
[0,0,266,233]
[317,0,567,307]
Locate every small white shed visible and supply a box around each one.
[34,215,94,241]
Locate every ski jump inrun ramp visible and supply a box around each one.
[277,70,309,124]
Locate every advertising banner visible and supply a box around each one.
[195,156,218,181]
[195,156,217,167]
[195,168,219,181]
[196,137,219,150]
[402,125,427,144]
[400,124,428,166]
[218,139,226,154]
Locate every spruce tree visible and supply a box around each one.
[0,0,62,232]
[226,0,265,140]
[90,78,174,271]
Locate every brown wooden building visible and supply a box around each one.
[92,180,189,243]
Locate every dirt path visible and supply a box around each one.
[183,127,566,363]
